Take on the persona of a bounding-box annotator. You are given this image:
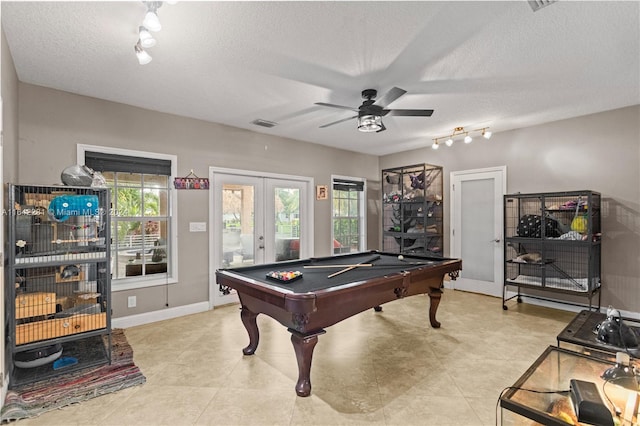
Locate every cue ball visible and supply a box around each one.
[398,255,404,260]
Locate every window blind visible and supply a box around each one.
[333,179,364,192]
[85,151,172,176]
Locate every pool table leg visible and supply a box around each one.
[289,328,326,397]
[240,306,260,355]
[428,286,442,328]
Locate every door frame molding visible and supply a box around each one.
[208,167,314,309]
[448,166,506,296]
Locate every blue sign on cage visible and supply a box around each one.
[48,195,99,222]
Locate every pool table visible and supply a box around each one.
[215,250,461,397]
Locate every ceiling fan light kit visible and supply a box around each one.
[357,115,383,132]
[315,87,434,133]
[432,126,491,149]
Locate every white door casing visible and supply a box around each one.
[449,166,506,297]
[209,167,314,308]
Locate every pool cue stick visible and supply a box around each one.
[303,264,373,269]
[327,255,381,278]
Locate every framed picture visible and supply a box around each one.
[316,185,328,200]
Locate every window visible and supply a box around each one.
[332,177,366,254]
[79,145,177,290]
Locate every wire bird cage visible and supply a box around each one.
[502,190,601,310]
[381,164,444,257]
[7,184,112,386]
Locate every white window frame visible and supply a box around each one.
[330,175,367,254]
[77,144,178,291]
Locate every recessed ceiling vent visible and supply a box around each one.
[528,0,556,12]
[251,119,278,128]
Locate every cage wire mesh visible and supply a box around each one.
[10,184,110,347]
[504,191,601,294]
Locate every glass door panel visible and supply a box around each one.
[273,186,301,261]
[211,170,311,307]
[222,184,256,267]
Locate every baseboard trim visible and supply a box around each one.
[112,302,210,329]
[506,291,640,320]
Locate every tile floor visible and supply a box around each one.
[16,289,575,425]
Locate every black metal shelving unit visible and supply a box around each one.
[382,163,444,257]
[503,190,601,311]
[6,184,112,386]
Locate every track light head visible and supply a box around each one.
[143,11,161,32]
[139,26,156,48]
[134,41,152,65]
[143,1,163,32]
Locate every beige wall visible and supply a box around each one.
[380,105,640,312]
[8,57,640,316]
[16,83,380,317]
[1,28,18,183]
[2,25,20,399]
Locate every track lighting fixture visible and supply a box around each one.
[134,1,176,65]
[431,126,491,148]
[134,41,152,65]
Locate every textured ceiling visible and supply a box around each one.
[2,1,639,156]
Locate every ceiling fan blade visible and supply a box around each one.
[387,109,434,117]
[375,87,407,108]
[315,102,358,112]
[319,115,358,128]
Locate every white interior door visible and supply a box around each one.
[449,166,506,297]
[0,97,6,396]
[209,168,313,307]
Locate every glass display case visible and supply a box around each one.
[557,310,640,361]
[500,346,639,425]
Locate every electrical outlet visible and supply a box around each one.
[128,295,137,308]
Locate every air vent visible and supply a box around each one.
[528,0,556,12]
[251,119,278,128]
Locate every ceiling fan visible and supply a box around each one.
[315,87,434,133]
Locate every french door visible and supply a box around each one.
[209,168,313,307]
[449,166,506,297]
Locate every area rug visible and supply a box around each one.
[1,329,146,422]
